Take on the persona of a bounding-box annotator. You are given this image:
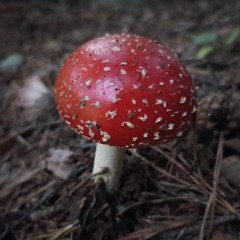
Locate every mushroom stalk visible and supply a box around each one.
[92,143,125,193]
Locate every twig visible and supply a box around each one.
[118,220,185,240]
[152,146,193,179]
[92,203,108,220]
[49,221,79,240]
[175,217,196,240]
[151,146,206,195]
[77,193,96,239]
[0,165,87,240]
[177,153,237,214]
[0,169,41,199]
[0,120,63,146]
[68,167,109,195]
[130,150,193,188]
[208,133,224,238]
[0,167,108,239]
[157,181,196,190]
[99,221,110,240]
[118,196,204,216]
[199,194,214,240]
[199,133,224,240]
[158,214,238,240]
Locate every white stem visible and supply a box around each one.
[92,143,125,193]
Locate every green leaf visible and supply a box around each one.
[225,27,240,46]
[196,45,214,59]
[0,53,24,72]
[192,32,218,45]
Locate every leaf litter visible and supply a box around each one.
[0,1,240,240]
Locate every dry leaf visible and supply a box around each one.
[30,205,65,221]
[197,92,226,129]
[0,168,40,199]
[221,156,240,190]
[17,74,48,108]
[2,72,57,129]
[191,231,233,240]
[211,230,233,240]
[41,148,74,179]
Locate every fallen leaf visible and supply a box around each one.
[192,32,218,45]
[196,45,215,59]
[192,230,234,240]
[221,155,240,190]
[17,74,49,108]
[224,27,240,46]
[0,168,40,199]
[2,72,56,128]
[211,230,233,240]
[41,148,74,179]
[30,205,65,221]
[46,148,74,164]
[0,53,24,72]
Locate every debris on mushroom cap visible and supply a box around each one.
[55,33,197,147]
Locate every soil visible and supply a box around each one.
[0,1,240,239]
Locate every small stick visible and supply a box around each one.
[118,196,204,216]
[0,167,107,240]
[199,133,224,240]
[0,120,63,146]
[159,214,238,240]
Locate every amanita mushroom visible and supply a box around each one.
[55,33,196,192]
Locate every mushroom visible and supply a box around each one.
[55,33,196,193]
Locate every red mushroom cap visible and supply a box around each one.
[55,34,196,147]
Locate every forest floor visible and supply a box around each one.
[0,1,240,239]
